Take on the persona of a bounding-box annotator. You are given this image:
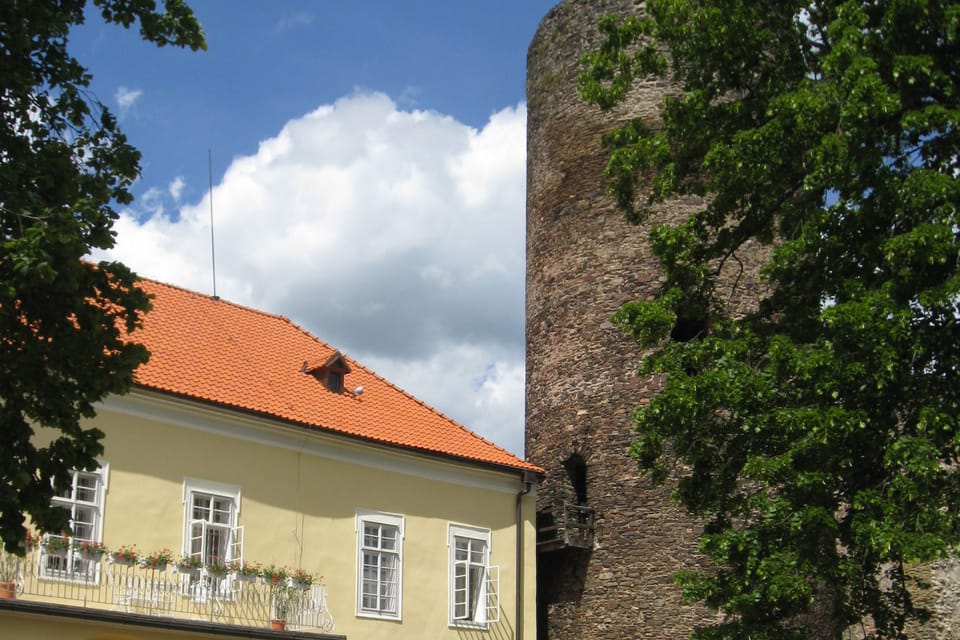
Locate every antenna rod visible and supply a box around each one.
[208,149,218,299]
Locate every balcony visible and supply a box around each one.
[0,547,338,636]
[536,503,595,552]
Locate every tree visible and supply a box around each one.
[0,1,205,553]
[580,1,960,638]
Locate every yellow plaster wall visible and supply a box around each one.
[76,398,537,640]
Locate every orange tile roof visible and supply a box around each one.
[129,278,541,475]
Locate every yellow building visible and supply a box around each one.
[0,278,541,640]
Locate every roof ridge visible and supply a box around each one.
[138,275,295,325]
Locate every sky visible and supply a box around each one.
[76,1,562,457]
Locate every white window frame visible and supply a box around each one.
[41,462,109,585]
[448,523,498,628]
[181,478,242,599]
[355,509,404,620]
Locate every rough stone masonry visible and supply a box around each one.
[525,1,713,638]
[524,2,960,639]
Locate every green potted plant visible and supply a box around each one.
[76,540,108,561]
[260,564,288,586]
[139,548,173,571]
[109,545,139,566]
[229,559,260,583]
[173,554,204,576]
[288,567,314,590]
[0,550,23,599]
[270,584,300,631]
[41,534,71,557]
[205,556,229,579]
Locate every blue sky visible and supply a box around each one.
[74,1,557,214]
[78,1,563,457]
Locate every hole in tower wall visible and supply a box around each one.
[562,453,587,506]
[670,313,709,343]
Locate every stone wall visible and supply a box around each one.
[525,1,714,638]
[906,559,960,640]
[525,3,958,640]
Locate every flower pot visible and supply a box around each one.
[270,618,286,631]
[287,577,310,590]
[173,565,200,577]
[236,572,256,583]
[207,570,227,581]
[0,581,16,599]
[43,547,68,558]
[79,551,104,563]
[109,555,136,566]
[142,562,167,572]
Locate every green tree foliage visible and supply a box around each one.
[0,0,204,553]
[580,1,960,637]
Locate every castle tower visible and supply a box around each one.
[525,4,960,640]
[524,1,712,638]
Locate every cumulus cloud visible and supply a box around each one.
[364,347,525,456]
[168,176,186,202]
[96,92,528,455]
[114,86,143,116]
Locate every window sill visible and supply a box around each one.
[450,620,489,630]
[355,610,402,622]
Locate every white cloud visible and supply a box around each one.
[168,176,186,202]
[137,186,165,219]
[449,107,526,208]
[114,86,143,116]
[364,347,526,456]
[96,91,528,456]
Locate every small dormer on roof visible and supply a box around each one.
[303,351,352,393]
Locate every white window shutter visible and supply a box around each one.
[229,525,244,565]
[189,518,206,559]
[485,565,500,623]
[452,557,463,619]
[181,519,207,596]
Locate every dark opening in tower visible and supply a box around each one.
[671,302,710,343]
[562,452,588,506]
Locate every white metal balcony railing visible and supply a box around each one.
[0,547,335,633]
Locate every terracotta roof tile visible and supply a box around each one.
[128,278,541,475]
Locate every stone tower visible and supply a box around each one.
[524,3,960,640]
[524,1,713,638]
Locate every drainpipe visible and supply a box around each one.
[515,470,535,640]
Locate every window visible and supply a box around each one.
[182,479,242,595]
[41,464,109,584]
[188,492,235,561]
[448,524,499,627]
[356,510,403,619]
[304,351,351,393]
[327,370,344,393]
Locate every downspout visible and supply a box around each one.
[515,470,535,640]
